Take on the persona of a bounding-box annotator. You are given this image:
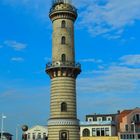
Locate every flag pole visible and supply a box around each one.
[1,114,4,140]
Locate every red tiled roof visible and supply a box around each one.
[118,110,132,123]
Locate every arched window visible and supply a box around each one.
[61,36,66,44]
[59,131,68,140]
[82,128,90,137]
[61,20,66,28]
[133,114,140,122]
[61,102,67,112]
[61,54,66,62]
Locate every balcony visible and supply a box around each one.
[46,61,81,70]
[50,2,77,14]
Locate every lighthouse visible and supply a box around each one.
[46,0,81,139]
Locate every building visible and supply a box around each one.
[24,125,48,140]
[80,113,119,137]
[45,0,81,140]
[118,107,140,140]
[0,132,12,140]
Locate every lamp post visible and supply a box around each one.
[1,114,6,140]
[16,124,19,140]
[132,122,136,140]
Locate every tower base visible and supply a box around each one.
[48,119,80,140]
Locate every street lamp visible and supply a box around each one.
[1,114,6,140]
[132,122,136,140]
[16,124,20,140]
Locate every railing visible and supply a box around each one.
[50,1,77,14]
[80,121,116,125]
[46,61,81,69]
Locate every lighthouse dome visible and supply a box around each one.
[52,0,72,5]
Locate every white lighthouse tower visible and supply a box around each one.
[46,0,81,139]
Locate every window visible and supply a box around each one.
[97,117,102,121]
[61,54,66,62]
[83,129,90,137]
[120,134,123,139]
[138,134,140,139]
[130,134,132,139]
[43,133,47,140]
[131,124,134,131]
[102,116,106,121]
[88,118,93,122]
[126,134,129,139]
[32,133,35,140]
[37,133,41,139]
[125,124,129,131]
[107,117,112,121]
[124,134,126,139]
[136,114,140,122]
[60,131,68,140]
[96,128,100,136]
[132,134,134,139]
[105,128,109,136]
[61,36,66,44]
[61,102,67,112]
[92,128,96,136]
[61,20,66,28]
[93,117,97,121]
[27,133,30,139]
[133,114,140,122]
[101,128,105,136]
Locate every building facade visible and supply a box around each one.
[0,133,12,140]
[118,107,140,140]
[25,125,48,140]
[46,0,81,140]
[80,113,118,137]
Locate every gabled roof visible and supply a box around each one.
[0,132,13,137]
[118,109,132,123]
[25,125,48,133]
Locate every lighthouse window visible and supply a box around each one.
[59,131,68,140]
[61,102,67,112]
[61,54,66,62]
[61,20,66,28]
[61,36,66,44]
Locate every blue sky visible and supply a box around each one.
[0,0,140,138]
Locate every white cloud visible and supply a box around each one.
[119,54,140,66]
[80,58,103,63]
[77,0,140,37]
[4,40,27,51]
[11,57,24,62]
[1,0,50,20]
[78,54,140,94]
[2,0,140,38]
